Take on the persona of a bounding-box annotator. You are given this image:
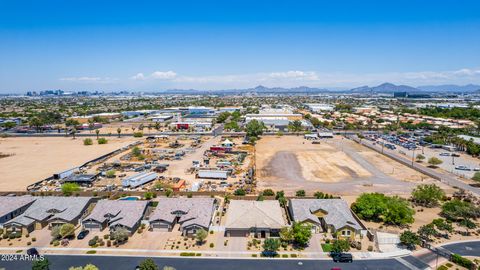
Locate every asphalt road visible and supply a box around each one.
[0,255,412,270]
[442,241,480,257]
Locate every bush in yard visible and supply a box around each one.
[262,238,280,256]
[133,132,144,138]
[411,184,445,207]
[472,172,480,182]
[59,223,75,239]
[83,138,93,145]
[427,157,443,168]
[195,228,208,245]
[441,199,479,221]
[295,190,306,197]
[451,254,474,269]
[399,230,420,249]
[97,138,108,144]
[262,189,275,196]
[61,183,80,196]
[234,188,246,196]
[331,239,350,253]
[291,222,312,246]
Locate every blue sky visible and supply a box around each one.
[1,0,480,92]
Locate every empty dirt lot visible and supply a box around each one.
[256,136,448,196]
[0,136,139,191]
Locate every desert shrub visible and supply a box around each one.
[97,138,108,144]
[83,138,93,145]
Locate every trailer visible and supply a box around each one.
[197,170,229,180]
[122,172,158,188]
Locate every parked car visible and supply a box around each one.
[439,152,451,156]
[451,153,460,157]
[473,168,480,171]
[27,248,39,256]
[77,230,90,240]
[331,252,353,263]
[455,165,471,171]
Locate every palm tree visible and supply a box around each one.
[117,128,121,138]
[95,129,100,139]
[72,128,77,139]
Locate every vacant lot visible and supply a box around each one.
[0,136,139,191]
[256,136,445,195]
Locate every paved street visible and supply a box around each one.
[0,255,412,270]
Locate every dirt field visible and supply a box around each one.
[0,136,139,191]
[256,136,446,196]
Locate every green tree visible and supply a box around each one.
[195,228,208,245]
[117,127,122,138]
[279,227,294,243]
[32,258,50,270]
[245,119,264,139]
[105,170,116,178]
[138,258,159,270]
[110,228,129,243]
[352,193,414,225]
[216,112,231,123]
[95,129,100,139]
[51,225,61,240]
[399,230,420,249]
[441,199,479,221]
[382,196,415,225]
[288,120,303,132]
[331,239,350,253]
[411,184,445,207]
[427,157,443,167]
[262,238,280,255]
[61,183,80,196]
[432,218,453,233]
[60,223,76,239]
[291,222,312,246]
[417,224,437,242]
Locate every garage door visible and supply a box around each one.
[227,230,248,237]
[152,223,170,231]
[83,222,101,230]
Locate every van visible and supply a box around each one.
[331,253,353,263]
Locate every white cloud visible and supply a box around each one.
[130,71,177,81]
[151,71,177,80]
[59,77,117,83]
[268,70,319,81]
[130,73,145,80]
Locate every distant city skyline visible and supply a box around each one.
[1,0,480,92]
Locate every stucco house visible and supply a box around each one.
[149,197,216,236]
[289,199,367,239]
[82,200,148,234]
[224,200,287,238]
[0,196,36,227]
[4,196,93,234]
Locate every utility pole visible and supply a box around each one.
[411,148,415,167]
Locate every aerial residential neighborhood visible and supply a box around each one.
[2,1,480,270]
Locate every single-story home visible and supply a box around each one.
[225,200,287,238]
[149,197,216,236]
[289,199,367,239]
[0,196,36,227]
[4,196,93,234]
[82,200,148,234]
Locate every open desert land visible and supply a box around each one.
[256,136,449,196]
[0,136,140,191]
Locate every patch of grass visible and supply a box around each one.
[321,243,332,252]
[290,254,297,258]
[179,252,196,256]
[86,250,97,254]
[251,254,258,257]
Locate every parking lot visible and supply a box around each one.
[367,134,480,180]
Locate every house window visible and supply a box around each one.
[341,230,351,236]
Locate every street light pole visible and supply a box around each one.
[411,148,415,167]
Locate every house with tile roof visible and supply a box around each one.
[224,200,287,238]
[149,197,216,236]
[82,200,148,234]
[289,199,367,239]
[0,196,36,227]
[4,196,93,234]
